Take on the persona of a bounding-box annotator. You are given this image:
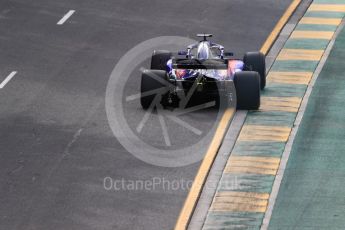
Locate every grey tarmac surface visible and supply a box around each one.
[0,0,291,229]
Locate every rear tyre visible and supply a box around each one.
[140,70,169,109]
[151,50,172,70]
[243,52,266,89]
[234,71,260,110]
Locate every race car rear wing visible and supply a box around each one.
[172,58,228,70]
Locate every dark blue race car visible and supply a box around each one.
[140,34,266,110]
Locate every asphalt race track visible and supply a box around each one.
[0,0,292,229]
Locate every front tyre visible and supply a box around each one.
[234,71,260,110]
[151,50,172,70]
[243,52,266,89]
[140,70,169,109]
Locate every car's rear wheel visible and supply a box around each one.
[243,52,266,89]
[151,50,172,70]
[140,69,169,109]
[234,71,260,110]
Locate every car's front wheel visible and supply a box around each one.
[243,52,266,89]
[151,50,172,70]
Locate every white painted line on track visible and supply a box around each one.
[57,10,75,25]
[0,71,17,89]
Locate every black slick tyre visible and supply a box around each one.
[150,50,172,70]
[243,52,266,89]
[234,71,260,110]
[140,69,168,109]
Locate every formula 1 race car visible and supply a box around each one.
[140,34,266,110]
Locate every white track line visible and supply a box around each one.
[0,71,17,89]
[57,10,75,25]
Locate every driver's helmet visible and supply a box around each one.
[197,41,210,60]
